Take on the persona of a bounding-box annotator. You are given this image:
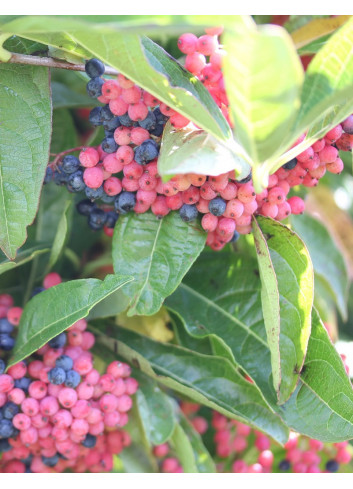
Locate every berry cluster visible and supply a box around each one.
[0,274,137,473]
[177,402,352,473]
[45,29,353,250]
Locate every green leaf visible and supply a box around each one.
[135,371,176,446]
[112,212,206,316]
[119,444,155,473]
[252,216,314,404]
[0,63,51,258]
[158,122,250,181]
[46,199,73,271]
[166,252,353,441]
[87,289,130,320]
[0,242,50,276]
[177,413,216,473]
[171,423,198,473]
[278,308,353,442]
[222,21,304,184]
[51,81,96,109]
[1,16,231,142]
[291,213,349,320]
[9,274,133,366]
[94,325,289,444]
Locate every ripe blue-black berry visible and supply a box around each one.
[100,193,116,204]
[209,197,226,216]
[55,355,74,371]
[230,230,240,242]
[85,58,105,79]
[138,110,156,131]
[0,419,14,439]
[114,192,136,214]
[179,204,198,222]
[88,208,107,230]
[0,438,11,452]
[118,113,135,127]
[105,211,119,228]
[0,334,15,351]
[2,402,19,420]
[48,333,67,349]
[282,158,297,170]
[101,105,114,122]
[44,167,53,184]
[86,77,104,98]
[76,199,97,216]
[326,460,339,472]
[54,168,69,186]
[65,370,81,388]
[134,139,159,165]
[103,117,121,132]
[278,460,291,471]
[67,170,85,192]
[14,377,31,392]
[48,367,66,385]
[101,137,118,154]
[0,359,5,375]
[42,453,60,467]
[62,155,80,174]
[85,186,104,201]
[236,171,252,184]
[89,107,103,126]
[0,318,14,334]
[82,434,97,448]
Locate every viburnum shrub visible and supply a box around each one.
[1,14,353,473]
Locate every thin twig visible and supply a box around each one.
[49,146,87,169]
[1,52,119,76]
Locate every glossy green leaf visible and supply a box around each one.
[291,213,349,320]
[278,308,353,442]
[0,63,51,258]
[253,216,314,403]
[171,424,198,473]
[112,212,206,316]
[0,242,50,276]
[1,16,231,142]
[222,21,304,184]
[158,122,250,181]
[135,371,176,446]
[177,413,216,473]
[51,81,96,109]
[94,325,289,444]
[9,274,133,366]
[166,252,353,441]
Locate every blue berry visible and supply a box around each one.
[82,434,96,448]
[85,58,105,79]
[101,105,114,122]
[118,112,134,127]
[48,332,67,349]
[134,139,159,165]
[101,137,118,154]
[42,453,60,467]
[0,419,14,439]
[89,107,103,126]
[0,438,11,452]
[48,367,66,385]
[326,460,339,472]
[0,318,14,334]
[278,460,291,471]
[14,377,31,392]
[2,402,19,420]
[100,193,116,204]
[150,122,164,137]
[86,77,104,98]
[55,355,73,371]
[88,208,107,231]
[0,334,15,351]
[282,158,297,170]
[236,171,252,184]
[103,117,121,132]
[76,199,97,216]
[65,370,81,388]
[230,230,240,243]
[179,204,198,222]
[54,168,69,186]
[114,192,136,214]
[0,359,5,375]
[62,155,80,174]
[67,170,85,192]
[44,166,53,184]
[208,197,226,216]
[105,211,119,229]
[85,186,104,201]
[138,110,156,131]
[30,287,45,298]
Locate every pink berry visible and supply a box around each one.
[288,196,305,214]
[128,101,148,121]
[79,147,99,168]
[170,113,190,128]
[326,157,344,174]
[83,166,104,189]
[151,196,170,218]
[201,213,218,232]
[101,79,121,100]
[8,388,25,405]
[7,361,26,379]
[40,396,59,416]
[21,397,40,417]
[102,154,123,174]
[131,127,150,145]
[178,33,198,54]
[13,413,31,430]
[58,388,78,408]
[7,306,23,325]
[109,97,129,116]
[0,374,15,393]
[121,86,141,104]
[319,145,338,163]
[116,395,133,413]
